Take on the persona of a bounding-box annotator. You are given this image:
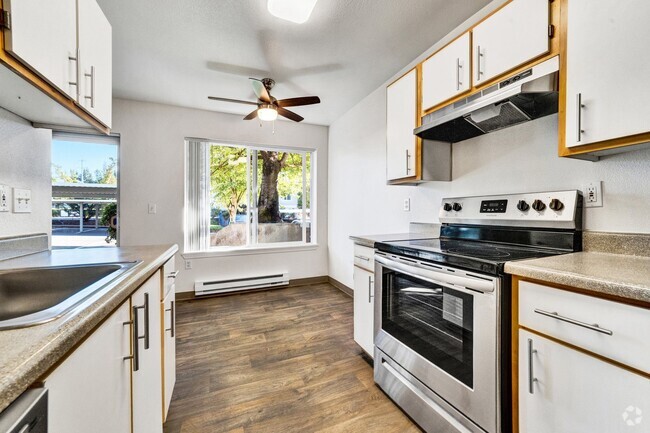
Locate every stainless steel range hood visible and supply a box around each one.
[415,56,559,143]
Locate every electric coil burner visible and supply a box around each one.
[373,191,583,433]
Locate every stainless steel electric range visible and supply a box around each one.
[373,191,583,433]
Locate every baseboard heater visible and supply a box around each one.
[194,272,289,296]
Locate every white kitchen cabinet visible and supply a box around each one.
[472,0,550,85]
[563,0,650,149]
[162,282,176,420]
[422,33,471,112]
[386,68,418,182]
[519,330,649,433]
[77,0,112,127]
[132,271,164,433]
[353,244,375,357]
[3,0,78,99]
[45,301,131,433]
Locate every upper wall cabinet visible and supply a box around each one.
[0,0,112,133]
[560,0,650,157]
[422,33,471,112]
[386,68,420,183]
[472,0,550,85]
[3,0,78,99]
[78,0,112,127]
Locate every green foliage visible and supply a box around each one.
[99,203,118,243]
[210,224,223,232]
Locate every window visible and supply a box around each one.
[185,139,315,252]
[51,132,119,249]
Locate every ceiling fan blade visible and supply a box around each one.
[277,106,304,123]
[250,78,272,103]
[208,96,258,106]
[276,96,321,108]
[243,109,259,120]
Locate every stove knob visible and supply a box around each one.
[531,199,546,212]
[549,198,564,211]
[443,203,452,212]
[452,202,462,212]
[517,200,530,212]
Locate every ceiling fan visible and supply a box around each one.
[208,78,320,123]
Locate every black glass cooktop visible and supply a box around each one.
[376,238,566,276]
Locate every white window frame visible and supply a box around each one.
[184,138,316,255]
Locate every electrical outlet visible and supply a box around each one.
[13,188,31,213]
[403,198,411,212]
[583,181,603,208]
[148,203,157,214]
[0,185,8,212]
[185,260,192,270]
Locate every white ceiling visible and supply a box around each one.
[98,0,491,126]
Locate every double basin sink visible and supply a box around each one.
[0,261,140,330]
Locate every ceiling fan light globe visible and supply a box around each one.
[267,0,318,24]
[258,106,278,121]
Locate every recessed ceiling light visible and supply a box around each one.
[267,0,318,24]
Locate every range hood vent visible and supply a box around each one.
[415,57,559,143]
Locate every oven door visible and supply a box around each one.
[374,253,500,433]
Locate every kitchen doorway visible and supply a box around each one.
[51,132,119,249]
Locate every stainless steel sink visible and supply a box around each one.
[0,261,140,330]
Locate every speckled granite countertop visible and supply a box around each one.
[349,233,437,248]
[0,244,178,413]
[505,252,650,305]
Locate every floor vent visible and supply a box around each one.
[194,272,289,296]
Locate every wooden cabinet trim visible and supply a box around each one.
[0,0,109,134]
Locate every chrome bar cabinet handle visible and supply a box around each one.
[368,276,374,303]
[123,306,140,372]
[477,46,483,80]
[576,93,585,142]
[534,308,613,335]
[456,58,462,90]
[165,300,175,338]
[167,270,180,279]
[84,65,95,108]
[405,149,411,173]
[354,255,370,262]
[527,338,537,394]
[133,293,150,349]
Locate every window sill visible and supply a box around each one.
[182,243,319,259]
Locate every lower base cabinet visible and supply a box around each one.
[44,302,131,433]
[353,266,374,357]
[44,269,167,433]
[519,330,649,433]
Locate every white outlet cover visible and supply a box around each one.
[184,260,192,270]
[583,181,603,208]
[403,198,411,212]
[0,185,8,212]
[13,188,31,213]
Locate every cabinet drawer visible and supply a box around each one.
[353,244,375,271]
[519,281,650,373]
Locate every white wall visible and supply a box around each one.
[112,99,329,293]
[0,108,52,239]
[328,88,650,289]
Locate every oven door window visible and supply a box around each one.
[382,268,474,388]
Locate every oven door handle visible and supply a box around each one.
[375,254,495,294]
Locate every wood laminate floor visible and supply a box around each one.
[163,283,421,433]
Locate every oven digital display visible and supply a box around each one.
[480,199,507,213]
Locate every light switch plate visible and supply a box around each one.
[0,185,8,212]
[13,188,31,213]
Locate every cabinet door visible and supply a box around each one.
[386,68,417,181]
[77,0,112,127]
[472,0,549,84]
[519,330,650,433]
[3,0,78,98]
[564,0,650,148]
[45,302,131,433]
[132,272,163,433]
[353,266,374,357]
[162,286,176,421]
[422,33,471,111]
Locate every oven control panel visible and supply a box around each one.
[439,190,582,229]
